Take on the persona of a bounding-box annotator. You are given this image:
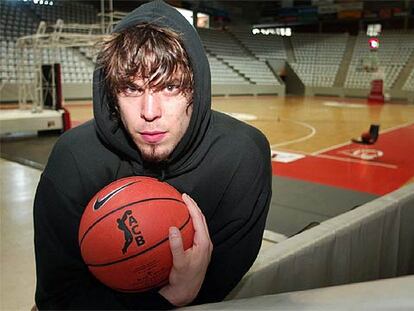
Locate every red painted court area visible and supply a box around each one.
[272,124,414,195]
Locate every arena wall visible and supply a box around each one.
[224,183,414,301]
[0,82,286,102]
[2,82,413,103]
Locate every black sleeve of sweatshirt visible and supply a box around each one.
[192,132,272,305]
[33,146,174,310]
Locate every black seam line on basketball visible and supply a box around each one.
[111,280,168,292]
[79,198,185,246]
[86,213,191,267]
[93,181,139,211]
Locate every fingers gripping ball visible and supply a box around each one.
[78,176,194,292]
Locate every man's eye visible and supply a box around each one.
[122,86,143,96]
[165,84,180,93]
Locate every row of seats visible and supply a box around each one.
[225,57,280,85]
[290,64,339,87]
[27,1,98,25]
[79,47,99,63]
[208,56,250,85]
[0,1,38,41]
[402,69,414,91]
[0,0,413,90]
[344,32,414,89]
[291,33,348,65]
[345,65,403,89]
[229,27,287,61]
[1,41,94,83]
[289,33,348,87]
[198,28,280,86]
[0,0,98,41]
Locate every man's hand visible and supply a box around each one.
[159,193,213,306]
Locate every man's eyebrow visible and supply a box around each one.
[126,81,144,88]
[164,79,180,84]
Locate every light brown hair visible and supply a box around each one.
[98,23,194,119]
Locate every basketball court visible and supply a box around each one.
[1,92,414,310]
[2,95,414,228]
[2,95,414,196]
[1,1,414,307]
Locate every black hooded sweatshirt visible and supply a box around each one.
[33,1,272,309]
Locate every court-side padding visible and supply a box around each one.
[189,183,414,309]
[187,275,414,310]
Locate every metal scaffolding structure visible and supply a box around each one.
[14,0,128,113]
[3,0,148,134]
[16,19,107,112]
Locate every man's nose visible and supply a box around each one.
[140,91,161,121]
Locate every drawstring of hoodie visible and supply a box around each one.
[159,169,166,181]
[132,160,167,181]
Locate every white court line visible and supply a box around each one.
[311,141,351,156]
[312,121,414,155]
[270,119,316,148]
[313,153,398,169]
[376,121,414,134]
[273,148,398,169]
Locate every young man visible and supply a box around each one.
[34,1,272,309]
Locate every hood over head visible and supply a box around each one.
[93,0,211,177]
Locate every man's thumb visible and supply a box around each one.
[169,227,185,266]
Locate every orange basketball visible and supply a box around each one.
[78,176,194,292]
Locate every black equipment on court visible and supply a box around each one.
[352,124,380,145]
[41,63,62,109]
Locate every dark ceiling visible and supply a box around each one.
[84,0,413,33]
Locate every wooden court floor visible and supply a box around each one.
[212,95,414,153]
[214,96,414,193]
[65,95,414,193]
[1,95,413,310]
[68,95,414,154]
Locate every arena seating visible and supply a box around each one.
[230,27,287,61]
[79,47,98,63]
[290,33,348,87]
[56,49,94,84]
[1,1,413,99]
[225,57,280,85]
[0,1,36,83]
[0,1,38,42]
[402,68,414,91]
[0,41,16,83]
[198,28,280,86]
[1,43,94,84]
[208,55,249,85]
[26,1,98,25]
[345,31,414,89]
[0,1,98,85]
[290,63,339,87]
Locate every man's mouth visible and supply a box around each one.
[140,131,167,144]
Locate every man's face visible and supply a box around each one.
[117,76,192,163]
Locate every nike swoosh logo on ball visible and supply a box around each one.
[93,181,138,211]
